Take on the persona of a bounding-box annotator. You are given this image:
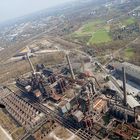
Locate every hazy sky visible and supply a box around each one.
[0,0,73,22]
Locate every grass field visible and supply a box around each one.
[80,20,104,33]
[122,18,136,26]
[124,47,134,59]
[89,29,111,44]
[71,20,112,45]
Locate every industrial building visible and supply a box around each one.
[93,97,108,114]
[113,61,140,85]
[1,54,140,140]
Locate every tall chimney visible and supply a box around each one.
[66,54,75,80]
[122,67,127,106]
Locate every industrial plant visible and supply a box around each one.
[1,0,140,139]
[0,49,140,140]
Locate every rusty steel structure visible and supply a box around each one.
[2,52,140,140]
[1,91,44,130]
[31,99,105,140]
[13,61,108,139]
[113,120,140,140]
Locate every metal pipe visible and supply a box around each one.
[122,67,127,106]
[87,76,100,88]
[66,54,75,80]
[90,81,96,94]
[26,53,35,73]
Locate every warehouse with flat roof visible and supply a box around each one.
[113,62,140,85]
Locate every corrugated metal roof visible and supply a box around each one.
[73,110,84,122]
[113,61,140,81]
[127,95,139,108]
[123,62,140,71]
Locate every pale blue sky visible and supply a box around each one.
[0,0,73,22]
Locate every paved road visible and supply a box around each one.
[0,125,13,140]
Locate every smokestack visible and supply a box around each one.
[66,54,75,80]
[122,67,127,106]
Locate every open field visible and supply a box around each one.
[0,52,64,83]
[70,20,112,45]
[89,29,111,44]
[69,17,137,46]
[0,110,25,140]
[78,20,104,34]
[124,47,134,60]
[122,18,136,26]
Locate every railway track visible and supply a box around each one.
[31,101,101,140]
[1,87,101,140]
[1,93,45,130]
